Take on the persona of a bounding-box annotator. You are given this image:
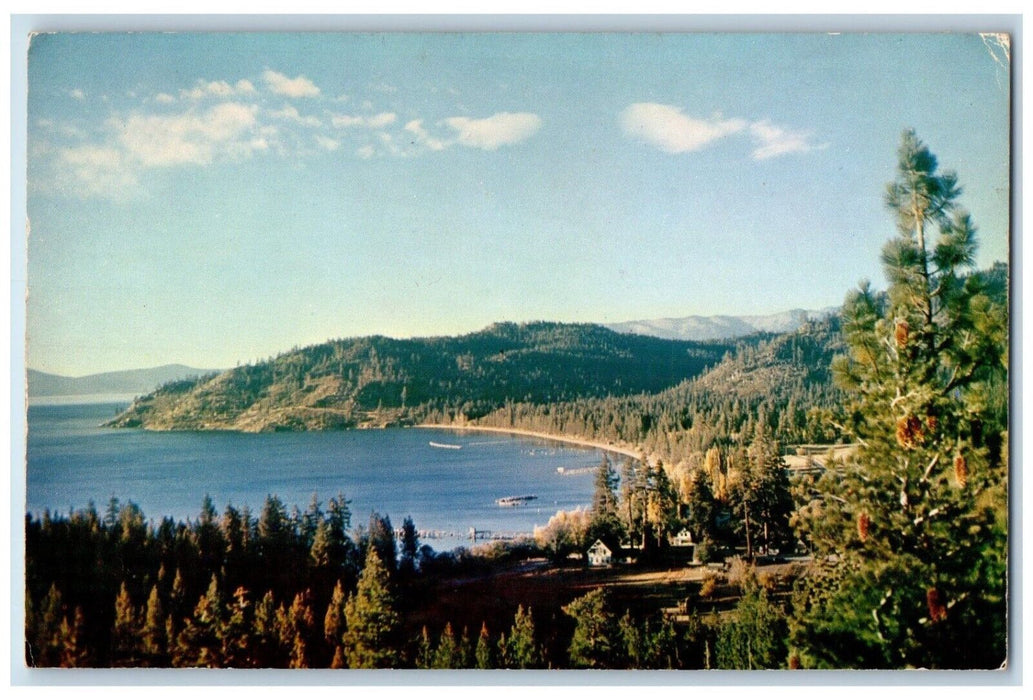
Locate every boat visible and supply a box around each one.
[429,441,462,450]
[495,495,538,507]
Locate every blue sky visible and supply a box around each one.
[24,32,1011,376]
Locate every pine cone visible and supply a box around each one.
[926,587,947,623]
[896,414,924,449]
[925,412,938,433]
[954,454,968,488]
[894,319,910,348]
[857,511,870,542]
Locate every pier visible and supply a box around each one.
[468,528,525,543]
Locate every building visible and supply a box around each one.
[668,528,696,563]
[669,528,694,548]
[587,539,613,567]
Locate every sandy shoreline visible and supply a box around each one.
[415,423,645,461]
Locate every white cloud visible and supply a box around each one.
[270,104,322,128]
[441,112,542,150]
[404,119,446,151]
[113,102,261,167]
[356,144,375,159]
[154,93,176,104]
[263,70,321,98]
[748,120,822,160]
[69,88,85,100]
[331,111,397,129]
[55,145,138,198]
[315,135,340,151]
[619,103,746,154]
[181,79,257,101]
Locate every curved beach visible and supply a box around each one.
[416,423,645,461]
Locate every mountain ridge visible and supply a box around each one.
[27,364,218,398]
[605,306,839,342]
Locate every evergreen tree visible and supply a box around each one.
[301,493,323,549]
[342,547,400,668]
[432,622,462,668]
[458,626,474,668]
[251,590,281,668]
[195,494,225,574]
[58,607,91,668]
[617,610,642,668]
[323,579,347,646]
[365,512,398,578]
[587,456,624,549]
[563,588,619,669]
[790,130,1008,669]
[285,590,316,669]
[141,584,166,663]
[220,586,256,668]
[111,581,140,665]
[416,625,434,669]
[30,584,65,667]
[504,605,541,669]
[173,574,224,667]
[686,468,718,553]
[399,515,420,576]
[475,622,494,669]
[715,572,786,669]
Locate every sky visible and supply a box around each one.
[22,31,1011,377]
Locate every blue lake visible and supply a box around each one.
[25,402,608,551]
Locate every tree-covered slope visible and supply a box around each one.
[473,315,848,471]
[107,322,731,432]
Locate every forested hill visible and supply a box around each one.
[473,315,848,473]
[107,322,732,432]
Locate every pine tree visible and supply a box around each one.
[458,626,474,668]
[587,456,624,549]
[323,579,347,646]
[399,515,420,577]
[58,606,91,668]
[715,571,786,669]
[29,583,64,666]
[111,581,140,666]
[563,588,619,668]
[220,586,255,667]
[284,590,316,669]
[617,610,642,668]
[173,574,224,667]
[686,468,718,559]
[432,622,462,668]
[504,605,541,669]
[475,622,494,669]
[416,625,434,669]
[342,547,400,668]
[251,589,281,667]
[365,512,397,578]
[790,130,1008,669]
[141,584,166,663]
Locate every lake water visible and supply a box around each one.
[25,402,608,552]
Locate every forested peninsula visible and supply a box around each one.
[107,322,732,432]
[106,318,852,464]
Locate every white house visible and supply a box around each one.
[587,539,613,567]
[669,528,694,548]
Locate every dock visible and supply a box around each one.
[468,528,525,542]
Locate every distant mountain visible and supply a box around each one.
[107,322,734,432]
[605,307,839,342]
[27,364,218,398]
